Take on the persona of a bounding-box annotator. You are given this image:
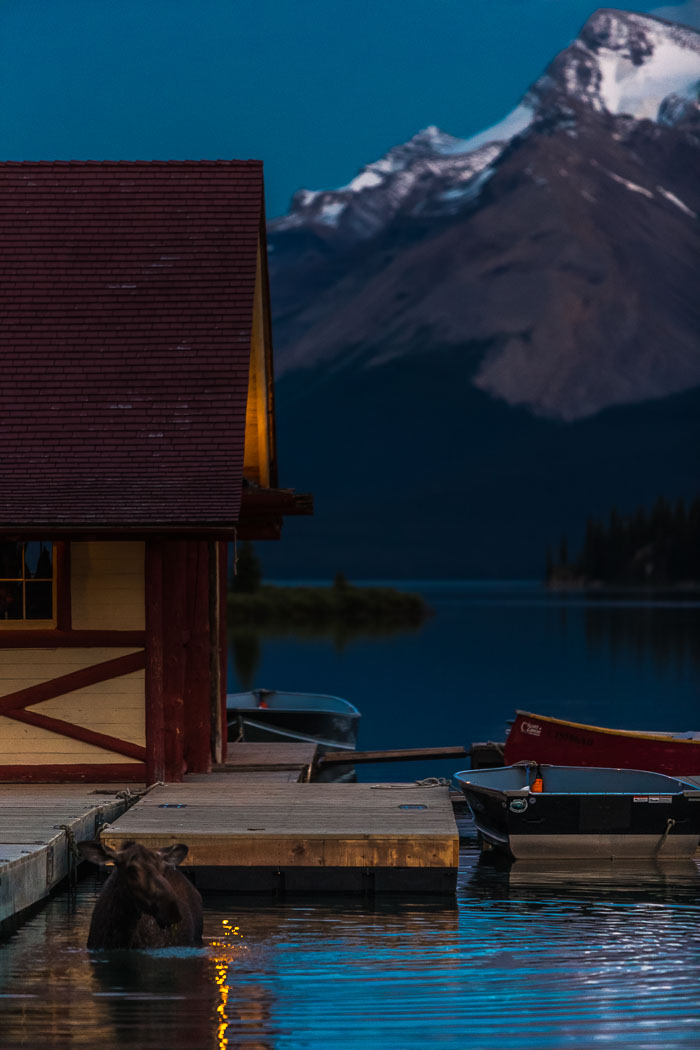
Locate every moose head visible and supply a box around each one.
[79,839,203,948]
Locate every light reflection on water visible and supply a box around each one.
[2,834,700,1049]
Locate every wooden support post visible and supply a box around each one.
[183,541,212,775]
[218,540,228,765]
[208,539,223,766]
[145,540,165,784]
[162,540,187,781]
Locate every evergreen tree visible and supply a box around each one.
[559,535,568,567]
[232,542,262,593]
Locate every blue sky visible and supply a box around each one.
[0,0,685,217]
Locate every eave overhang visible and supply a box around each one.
[0,488,313,543]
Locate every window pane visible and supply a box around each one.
[25,542,53,580]
[25,582,53,620]
[0,543,23,579]
[0,582,23,620]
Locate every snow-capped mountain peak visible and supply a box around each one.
[270,9,700,245]
[268,9,700,424]
[270,126,504,238]
[535,8,700,120]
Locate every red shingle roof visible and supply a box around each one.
[0,160,264,530]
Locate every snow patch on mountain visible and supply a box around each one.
[534,9,700,120]
[270,127,505,236]
[657,185,698,215]
[596,37,700,117]
[458,103,534,152]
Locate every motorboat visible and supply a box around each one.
[454,762,700,860]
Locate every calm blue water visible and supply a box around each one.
[2,584,699,1048]
[1,840,700,1048]
[227,581,700,782]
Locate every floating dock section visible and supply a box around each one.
[0,784,130,932]
[101,744,459,894]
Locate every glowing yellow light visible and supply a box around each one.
[212,957,231,1050]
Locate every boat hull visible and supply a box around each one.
[504,710,700,776]
[506,833,700,860]
[226,690,360,753]
[455,764,700,861]
[227,707,359,750]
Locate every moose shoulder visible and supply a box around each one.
[79,840,204,949]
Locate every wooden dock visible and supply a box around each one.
[0,784,131,932]
[101,743,459,894]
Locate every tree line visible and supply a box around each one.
[547,496,700,585]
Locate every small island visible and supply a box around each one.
[228,543,430,631]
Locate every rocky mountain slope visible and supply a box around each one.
[263,9,700,577]
[269,9,700,422]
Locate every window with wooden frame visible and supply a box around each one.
[0,541,56,625]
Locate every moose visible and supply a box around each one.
[78,839,204,949]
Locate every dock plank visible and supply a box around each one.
[216,742,317,771]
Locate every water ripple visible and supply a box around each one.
[1,861,699,1049]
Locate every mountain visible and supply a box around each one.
[263,9,700,578]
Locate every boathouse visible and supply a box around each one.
[0,160,310,784]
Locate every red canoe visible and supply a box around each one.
[504,710,700,777]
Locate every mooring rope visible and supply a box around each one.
[115,781,165,809]
[656,817,676,853]
[370,777,452,790]
[58,823,82,887]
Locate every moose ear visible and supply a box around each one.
[159,843,189,867]
[78,840,119,867]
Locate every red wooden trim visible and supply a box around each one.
[4,709,147,762]
[0,650,146,716]
[145,540,166,783]
[183,541,211,775]
[55,541,71,631]
[0,630,146,648]
[162,540,186,780]
[239,488,313,517]
[0,525,240,539]
[219,540,228,764]
[0,763,145,783]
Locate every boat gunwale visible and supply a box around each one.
[453,768,700,799]
[226,689,361,717]
[513,709,700,746]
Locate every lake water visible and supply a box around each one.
[228,581,700,782]
[2,583,699,1048]
[2,838,700,1049]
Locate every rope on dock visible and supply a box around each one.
[96,782,166,839]
[115,781,165,809]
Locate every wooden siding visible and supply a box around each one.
[0,718,135,763]
[70,541,145,631]
[0,648,144,766]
